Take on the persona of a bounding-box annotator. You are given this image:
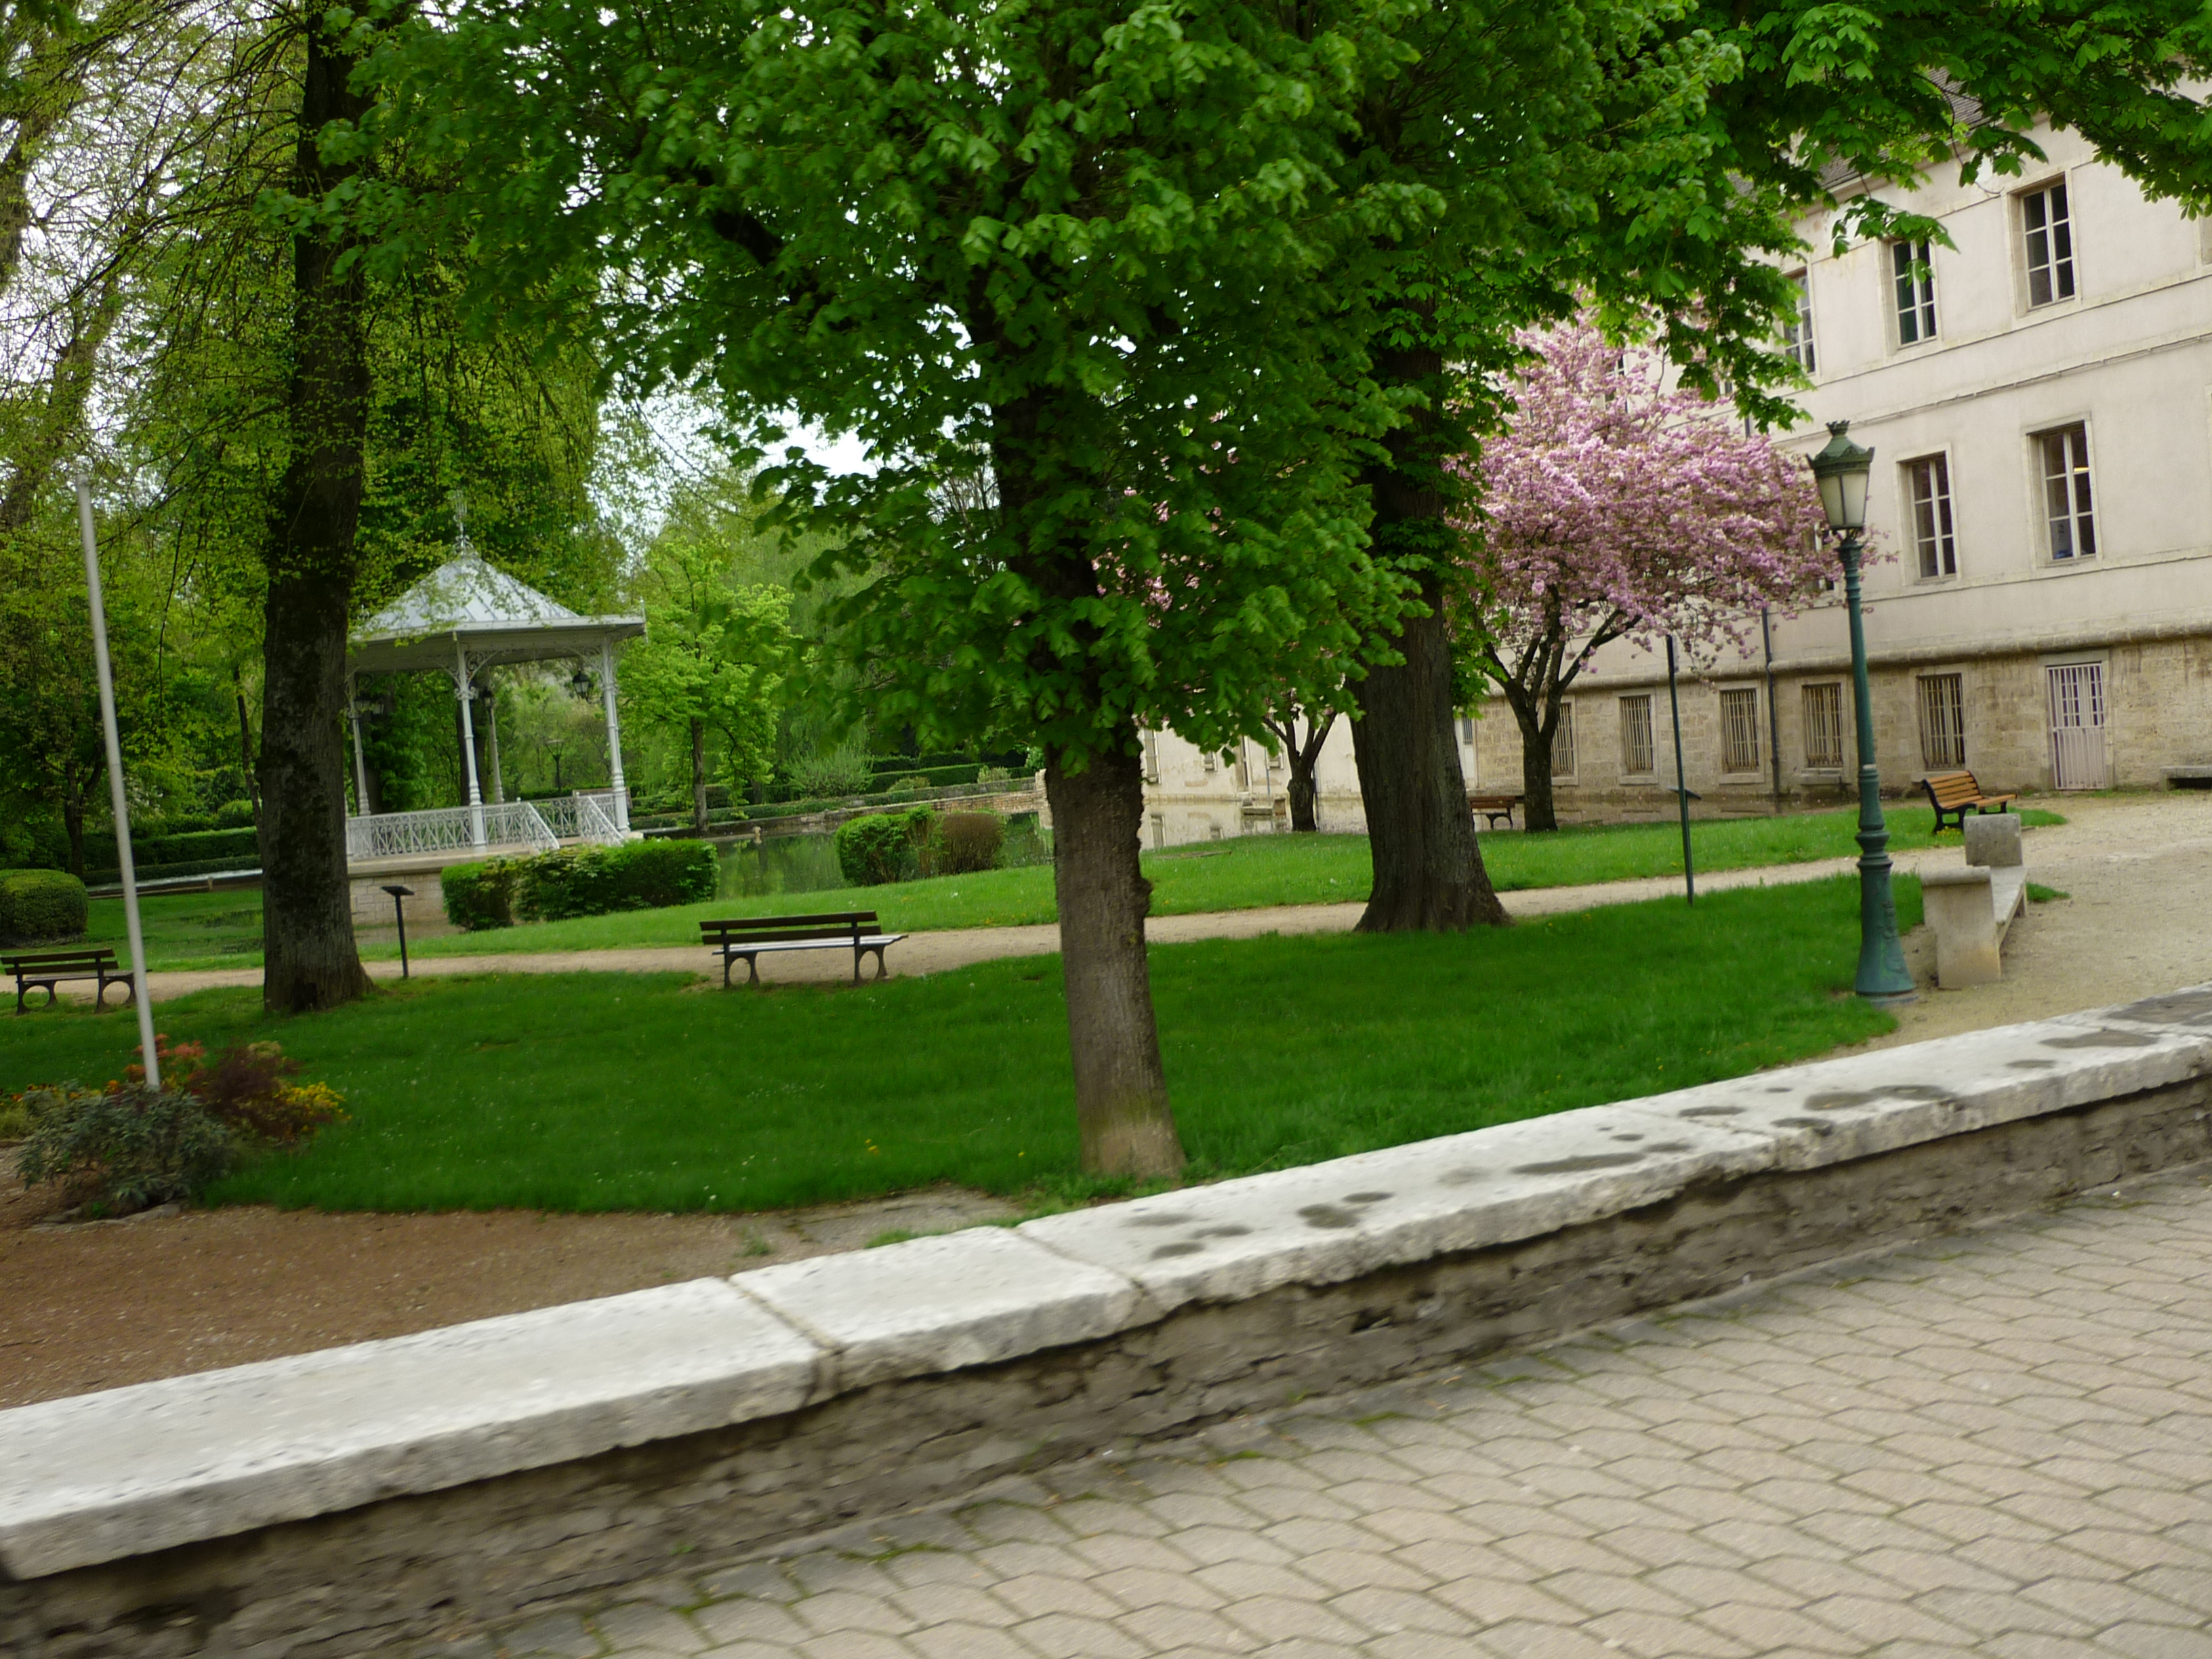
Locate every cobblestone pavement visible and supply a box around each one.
[495,1168,2212,1659]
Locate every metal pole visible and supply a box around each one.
[73,472,159,1090]
[1666,636,1695,906]
[1840,531,1915,1001]
[1761,607,1784,813]
[346,674,370,819]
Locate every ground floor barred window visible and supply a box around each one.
[1917,673,1967,769]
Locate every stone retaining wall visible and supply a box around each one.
[5,986,2211,1658]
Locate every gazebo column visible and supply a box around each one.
[455,638,486,848]
[483,670,505,804]
[599,639,630,831]
[346,675,369,819]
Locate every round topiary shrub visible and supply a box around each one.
[214,799,258,830]
[0,869,89,944]
[835,808,933,885]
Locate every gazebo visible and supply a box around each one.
[345,526,646,863]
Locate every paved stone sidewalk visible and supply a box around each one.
[491,1168,2212,1659]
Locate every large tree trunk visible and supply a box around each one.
[1045,747,1185,1179]
[689,716,709,834]
[258,7,371,1013]
[1515,705,1559,832]
[59,782,86,881]
[1351,584,1506,929]
[1347,317,1506,930]
[1286,751,1319,832]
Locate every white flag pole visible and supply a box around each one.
[73,469,160,1090]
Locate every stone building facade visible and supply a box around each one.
[1144,117,2212,844]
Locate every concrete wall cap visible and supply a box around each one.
[0,1277,819,1580]
[733,1226,1149,1392]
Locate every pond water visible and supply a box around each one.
[714,820,1052,900]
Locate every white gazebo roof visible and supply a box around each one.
[348,541,644,676]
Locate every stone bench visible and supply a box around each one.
[1921,811,2029,989]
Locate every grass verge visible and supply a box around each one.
[5,877,1915,1214]
[87,804,2046,970]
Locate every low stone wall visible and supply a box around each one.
[6,986,2211,1657]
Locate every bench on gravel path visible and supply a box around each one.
[701,912,906,987]
[1921,769,2016,836]
[5,947,135,1015]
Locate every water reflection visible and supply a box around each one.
[715,820,1052,899]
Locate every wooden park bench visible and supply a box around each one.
[701,912,907,987]
[1921,769,2018,836]
[1468,794,1524,830]
[5,947,134,1015]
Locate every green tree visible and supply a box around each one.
[384,1,1416,1174]
[623,527,796,834]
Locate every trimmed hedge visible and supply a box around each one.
[0,869,89,943]
[935,812,1005,874]
[441,840,718,930]
[82,825,260,871]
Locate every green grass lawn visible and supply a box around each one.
[87,802,2051,970]
[7,876,1914,1214]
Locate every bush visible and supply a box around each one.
[517,839,718,922]
[14,1084,237,1212]
[935,812,1005,874]
[442,841,716,929]
[835,808,935,885]
[13,1036,347,1213]
[788,741,875,799]
[214,799,258,830]
[0,869,88,943]
[441,859,520,930]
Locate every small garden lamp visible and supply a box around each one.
[380,884,415,979]
[1809,420,1914,1003]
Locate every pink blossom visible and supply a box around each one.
[1454,322,1837,676]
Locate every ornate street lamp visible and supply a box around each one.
[1809,420,1915,1003]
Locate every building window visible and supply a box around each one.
[1892,239,1938,345]
[1719,688,1762,774]
[1142,730,1160,784]
[2037,423,2096,560]
[1904,454,1957,577]
[1782,270,1816,371]
[1458,716,1475,745]
[1200,749,1216,773]
[1551,701,1577,779]
[1618,695,1654,776]
[2021,180,2075,306]
[1917,674,1967,769]
[1802,682,1845,769]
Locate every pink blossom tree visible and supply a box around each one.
[1456,324,1834,832]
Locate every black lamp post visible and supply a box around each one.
[1808,420,1915,1003]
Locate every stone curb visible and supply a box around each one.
[3,985,2209,1587]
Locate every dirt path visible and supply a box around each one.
[9,792,2207,1410]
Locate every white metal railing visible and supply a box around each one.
[345,800,558,862]
[533,791,623,846]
